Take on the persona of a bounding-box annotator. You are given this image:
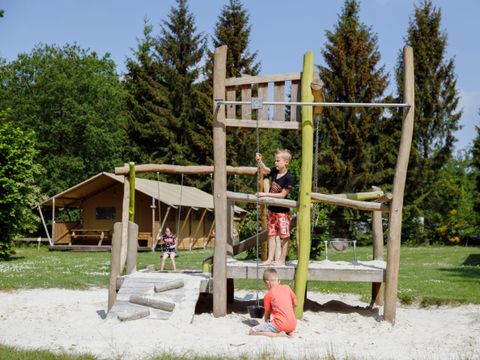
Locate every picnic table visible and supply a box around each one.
[70,229,111,246]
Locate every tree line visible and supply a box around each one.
[1,0,479,258]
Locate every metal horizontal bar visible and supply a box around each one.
[216,100,410,108]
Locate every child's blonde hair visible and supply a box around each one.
[263,268,279,281]
[275,149,292,163]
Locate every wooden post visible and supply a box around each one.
[212,45,228,317]
[51,197,56,243]
[120,168,130,272]
[294,51,315,319]
[128,162,135,222]
[384,46,415,324]
[126,221,138,274]
[371,210,384,306]
[108,222,122,311]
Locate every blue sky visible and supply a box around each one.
[1,0,479,150]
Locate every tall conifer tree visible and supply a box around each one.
[317,0,389,237]
[156,0,207,166]
[395,0,462,242]
[124,20,175,164]
[472,122,480,214]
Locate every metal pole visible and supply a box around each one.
[216,100,410,108]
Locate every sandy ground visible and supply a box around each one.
[0,288,479,360]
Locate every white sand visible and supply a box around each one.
[0,288,479,360]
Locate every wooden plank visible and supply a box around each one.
[212,45,228,317]
[225,259,385,282]
[258,83,269,120]
[225,72,302,86]
[241,85,251,120]
[120,171,130,272]
[290,80,301,122]
[226,86,236,119]
[273,81,285,121]
[224,119,300,130]
[384,45,415,325]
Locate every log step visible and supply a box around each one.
[154,280,184,293]
[129,295,176,312]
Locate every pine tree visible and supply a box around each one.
[205,0,265,192]
[395,0,462,243]
[156,0,207,168]
[472,122,480,214]
[317,0,389,237]
[124,20,175,164]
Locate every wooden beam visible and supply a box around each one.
[213,45,228,317]
[227,191,298,208]
[371,210,384,307]
[114,164,258,176]
[384,45,415,325]
[37,206,52,245]
[330,190,385,201]
[311,193,390,212]
[224,119,300,130]
[225,72,302,86]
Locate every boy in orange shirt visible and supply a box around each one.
[249,268,297,337]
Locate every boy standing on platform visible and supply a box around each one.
[255,149,294,266]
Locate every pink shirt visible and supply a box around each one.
[263,284,297,333]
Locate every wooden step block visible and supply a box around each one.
[154,280,184,293]
[129,295,175,312]
[117,308,150,322]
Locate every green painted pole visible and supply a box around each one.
[294,51,314,319]
[128,162,135,222]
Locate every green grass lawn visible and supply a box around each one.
[2,243,479,306]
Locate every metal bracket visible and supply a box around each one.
[251,97,263,110]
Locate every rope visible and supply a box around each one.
[311,114,321,236]
[176,173,184,238]
[153,171,162,252]
[255,117,261,307]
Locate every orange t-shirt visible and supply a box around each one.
[263,284,297,333]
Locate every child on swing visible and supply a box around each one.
[249,268,297,337]
[157,227,177,271]
[255,149,294,266]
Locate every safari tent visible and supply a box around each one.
[37,172,245,251]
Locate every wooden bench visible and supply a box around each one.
[70,229,111,246]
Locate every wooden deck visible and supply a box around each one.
[226,258,386,283]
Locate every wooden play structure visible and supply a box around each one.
[108,45,414,325]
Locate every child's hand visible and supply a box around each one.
[255,152,262,163]
[256,192,265,197]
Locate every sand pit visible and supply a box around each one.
[0,288,479,359]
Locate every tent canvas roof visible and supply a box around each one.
[38,172,245,213]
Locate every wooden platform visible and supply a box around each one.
[226,258,386,283]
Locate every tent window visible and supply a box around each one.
[96,207,116,220]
